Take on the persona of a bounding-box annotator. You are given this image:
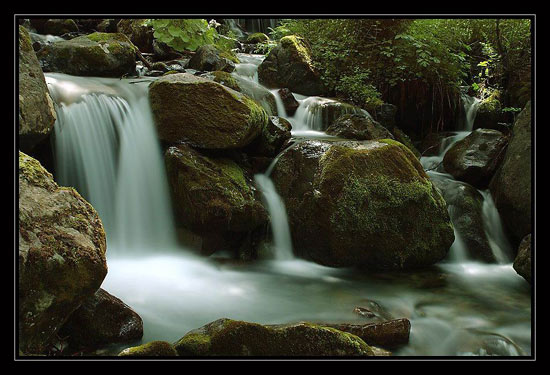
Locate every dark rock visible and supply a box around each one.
[258,35,325,96]
[513,234,531,284]
[188,44,236,73]
[489,102,532,244]
[278,88,300,116]
[18,152,107,354]
[270,139,454,270]
[117,18,154,53]
[59,289,143,349]
[246,116,292,157]
[18,26,57,153]
[152,39,183,61]
[173,318,373,356]
[326,113,394,140]
[322,318,411,349]
[43,19,79,36]
[443,128,509,188]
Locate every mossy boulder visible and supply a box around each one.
[37,32,136,77]
[246,32,269,44]
[116,18,153,53]
[513,234,531,284]
[443,129,509,189]
[118,341,178,357]
[326,113,394,141]
[174,318,373,356]
[258,35,324,96]
[18,26,57,152]
[18,152,107,354]
[474,91,505,130]
[271,140,454,269]
[165,144,268,237]
[59,288,143,349]
[430,175,495,262]
[43,19,79,36]
[489,102,531,244]
[149,73,268,149]
[322,318,411,349]
[246,116,292,157]
[188,44,237,73]
[391,127,421,159]
[200,71,277,115]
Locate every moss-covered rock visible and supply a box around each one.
[513,234,531,284]
[165,144,268,237]
[391,127,421,159]
[116,18,153,53]
[149,73,268,149]
[59,288,143,349]
[18,26,57,153]
[188,44,237,73]
[258,35,324,96]
[18,152,107,354]
[322,318,411,349]
[443,128,509,189]
[118,341,178,357]
[37,32,136,77]
[474,91,505,130]
[246,32,269,44]
[271,140,454,269]
[43,19,79,35]
[489,102,531,244]
[174,318,373,356]
[326,113,394,141]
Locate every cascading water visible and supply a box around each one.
[43,52,530,356]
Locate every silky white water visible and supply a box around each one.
[46,70,530,356]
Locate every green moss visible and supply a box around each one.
[210,71,240,91]
[19,151,55,190]
[280,35,312,65]
[118,341,178,357]
[479,89,502,113]
[219,50,240,64]
[247,33,269,44]
[241,95,269,129]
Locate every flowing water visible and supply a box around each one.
[44,59,531,356]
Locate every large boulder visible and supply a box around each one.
[489,102,532,244]
[18,152,107,354]
[119,341,178,357]
[391,127,421,159]
[173,318,373,356]
[59,288,143,349]
[271,139,454,269]
[42,19,79,36]
[431,176,495,262]
[443,129,508,189]
[116,18,153,53]
[188,44,237,73]
[326,113,394,141]
[149,73,268,149]
[513,234,531,284]
[258,35,324,96]
[165,144,268,236]
[37,32,136,77]
[473,91,506,130]
[18,26,57,153]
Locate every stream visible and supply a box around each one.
[44,53,531,357]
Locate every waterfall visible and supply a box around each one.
[480,190,513,264]
[460,94,481,131]
[47,73,177,252]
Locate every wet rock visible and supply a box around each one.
[246,32,269,44]
[18,152,107,354]
[278,88,299,116]
[37,32,137,77]
[271,139,454,270]
[117,18,153,53]
[165,144,268,239]
[173,318,373,356]
[443,129,508,188]
[474,91,505,130]
[246,116,292,157]
[258,35,325,96]
[513,234,531,284]
[118,341,178,357]
[322,318,411,349]
[152,39,183,61]
[59,288,143,349]
[431,177,495,262]
[43,19,79,36]
[149,73,268,149]
[353,307,376,319]
[18,26,57,153]
[326,113,394,140]
[188,44,237,73]
[489,102,532,244]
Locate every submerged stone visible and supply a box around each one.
[271,139,454,270]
